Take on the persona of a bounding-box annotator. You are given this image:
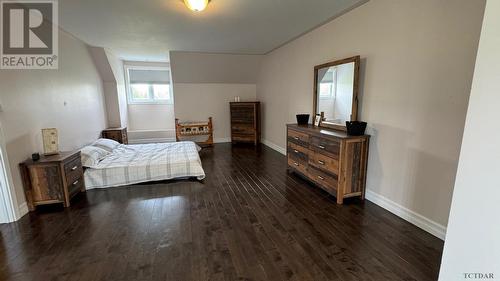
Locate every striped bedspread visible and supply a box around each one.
[84,141,205,189]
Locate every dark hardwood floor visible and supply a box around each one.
[0,143,443,281]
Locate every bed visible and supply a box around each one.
[83,141,205,190]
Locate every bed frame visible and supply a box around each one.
[175,117,214,147]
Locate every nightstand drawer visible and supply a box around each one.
[64,156,83,186]
[68,176,83,196]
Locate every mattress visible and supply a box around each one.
[84,141,205,189]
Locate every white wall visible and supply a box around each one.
[439,0,500,279]
[173,83,257,141]
[123,61,175,143]
[0,30,107,210]
[256,0,485,236]
[88,48,127,128]
[106,51,128,128]
[170,52,262,142]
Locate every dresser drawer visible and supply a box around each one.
[287,142,309,162]
[287,129,309,147]
[64,156,83,186]
[310,136,340,159]
[308,166,338,193]
[287,157,307,175]
[231,106,255,124]
[309,152,339,176]
[232,134,256,142]
[232,125,256,135]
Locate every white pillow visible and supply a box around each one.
[93,138,120,152]
[81,145,109,168]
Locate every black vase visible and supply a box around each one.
[296,114,310,125]
[346,121,367,136]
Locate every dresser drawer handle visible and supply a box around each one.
[293,149,299,153]
[293,136,299,140]
[318,160,325,165]
[293,162,299,166]
[70,166,78,171]
[318,145,326,149]
[72,180,79,186]
[317,175,325,180]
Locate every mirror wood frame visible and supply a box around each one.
[313,55,360,131]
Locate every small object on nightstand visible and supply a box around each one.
[42,128,59,155]
[19,151,85,211]
[101,127,128,144]
[31,153,40,161]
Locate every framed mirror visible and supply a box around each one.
[313,56,360,131]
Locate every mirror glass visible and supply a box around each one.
[314,56,359,130]
[316,62,355,125]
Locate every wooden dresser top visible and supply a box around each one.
[22,151,80,166]
[287,124,369,140]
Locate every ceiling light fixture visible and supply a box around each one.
[184,0,209,12]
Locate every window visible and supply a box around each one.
[125,66,173,104]
[319,68,336,99]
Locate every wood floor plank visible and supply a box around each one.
[0,143,444,281]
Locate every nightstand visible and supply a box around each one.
[19,151,84,211]
[101,127,128,144]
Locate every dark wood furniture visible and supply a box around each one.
[230,101,260,145]
[19,151,85,211]
[101,127,128,144]
[287,124,369,204]
[175,117,214,146]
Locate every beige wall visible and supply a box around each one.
[123,61,174,142]
[257,0,485,230]
[0,30,107,208]
[170,52,261,142]
[106,51,128,128]
[439,0,500,278]
[170,51,262,84]
[173,83,257,141]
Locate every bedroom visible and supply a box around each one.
[0,0,498,280]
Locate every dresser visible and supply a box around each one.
[102,127,128,144]
[287,124,369,204]
[230,102,260,145]
[19,151,84,211]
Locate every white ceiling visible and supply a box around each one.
[59,0,366,61]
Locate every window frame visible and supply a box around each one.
[124,65,173,105]
[319,68,337,100]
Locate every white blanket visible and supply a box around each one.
[84,141,205,189]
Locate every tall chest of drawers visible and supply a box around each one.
[286,124,370,204]
[230,102,260,145]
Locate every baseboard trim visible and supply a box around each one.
[365,190,446,240]
[214,138,231,143]
[262,139,286,155]
[128,137,175,144]
[18,202,29,219]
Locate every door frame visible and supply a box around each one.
[0,122,22,223]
